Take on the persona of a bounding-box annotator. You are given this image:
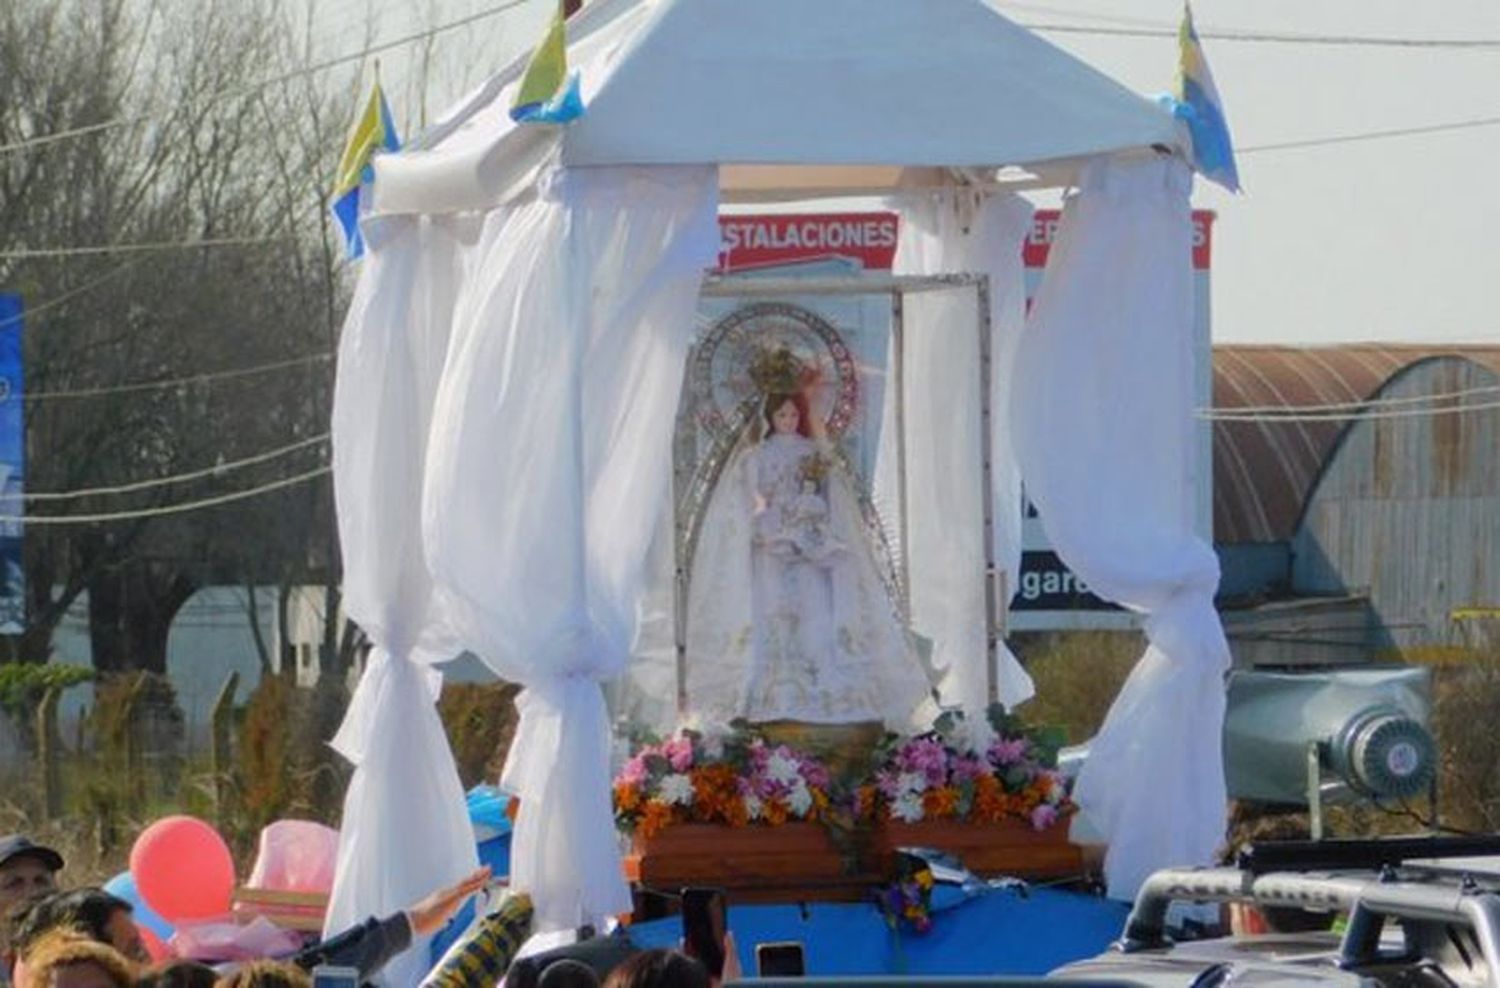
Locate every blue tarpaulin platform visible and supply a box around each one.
[627,889,1128,977]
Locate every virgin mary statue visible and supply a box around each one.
[684,351,932,727]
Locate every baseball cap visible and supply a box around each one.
[0,835,64,872]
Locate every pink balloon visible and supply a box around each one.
[130,816,236,924]
[138,923,171,963]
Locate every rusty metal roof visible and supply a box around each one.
[1212,345,1500,544]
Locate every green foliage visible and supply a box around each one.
[436,682,520,789]
[0,663,94,722]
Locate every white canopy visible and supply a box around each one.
[329,2,1229,976]
[373,0,1184,215]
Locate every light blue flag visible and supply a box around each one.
[1172,2,1240,192]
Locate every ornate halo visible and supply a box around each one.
[689,302,859,441]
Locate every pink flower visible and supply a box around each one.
[1030,803,1059,831]
[987,737,1029,767]
[900,738,950,786]
[664,737,694,773]
[619,755,648,785]
[876,769,903,800]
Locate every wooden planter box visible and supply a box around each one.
[624,822,881,903]
[877,817,1082,878]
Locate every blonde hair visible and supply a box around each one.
[213,959,313,988]
[23,928,136,987]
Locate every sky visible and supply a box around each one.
[312,0,1500,346]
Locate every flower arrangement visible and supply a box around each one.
[875,851,935,934]
[858,708,1074,831]
[613,728,839,840]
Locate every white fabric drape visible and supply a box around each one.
[421,165,720,931]
[1009,155,1228,899]
[878,190,1036,718]
[326,214,480,986]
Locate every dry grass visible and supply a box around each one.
[1013,631,1143,743]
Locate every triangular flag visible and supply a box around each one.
[510,0,584,125]
[1173,2,1240,192]
[331,83,400,259]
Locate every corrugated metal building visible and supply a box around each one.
[1212,345,1500,664]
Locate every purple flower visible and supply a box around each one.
[952,755,988,783]
[876,769,903,800]
[1031,803,1059,831]
[900,738,950,786]
[987,737,1029,767]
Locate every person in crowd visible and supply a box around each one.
[294,866,491,983]
[1,836,67,983]
[211,961,309,988]
[601,951,709,988]
[133,961,217,988]
[16,928,135,988]
[10,891,146,965]
[0,840,63,918]
[535,959,600,988]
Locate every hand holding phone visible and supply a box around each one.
[681,886,728,978]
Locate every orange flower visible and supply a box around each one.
[639,800,676,840]
[614,782,642,813]
[922,786,961,819]
[764,798,789,826]
[855,785,879,821]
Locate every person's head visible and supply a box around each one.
[762,393,810,439]
[212,960,312,988]
[18,929,135,988]
[12,888,144,963]
[0,835,63,911]
[136,960,218,988]
[602,950,709,988]
[538,958,602,988]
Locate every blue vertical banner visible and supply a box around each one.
[0,295,24,633]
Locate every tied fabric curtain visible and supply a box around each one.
[879,189,1036,719]
[1010,155,1229,899]
[326,213,481,987]
[422,165,720,931]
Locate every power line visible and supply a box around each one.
[1240,116,1500,155]
[0,236,290,261]
[1203,399,1500,423]
[0,0,534,158]
[0,466,331,525]
[1022,20,1500,47]
[24,434,328,501]
[0,264,138,331]
[25,352,332,401]
[1222,382,1500,415]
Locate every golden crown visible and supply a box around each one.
[747,346,813,396]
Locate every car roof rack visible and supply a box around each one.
[1238,835,1500,875]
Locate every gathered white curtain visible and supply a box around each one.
[878,189,1036,719]
[1009,155,1229,899]
[326,213,482,987]
[421,164,720,931]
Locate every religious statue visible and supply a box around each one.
[684,345,931,727]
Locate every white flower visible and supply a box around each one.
[892,792,925,823]
[1045,774,1066,805]
[766,752,802,786]
[896,771,928,796]
[744,793,764,821]
[660,773,695,806]
[787,780,814,817]
[700,732,727,761]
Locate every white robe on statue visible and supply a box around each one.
[686,431,930,725]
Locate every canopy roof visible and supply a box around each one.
[373,0,1183,214]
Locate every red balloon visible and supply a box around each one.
[130,816,236,924]
[138,924,171,963]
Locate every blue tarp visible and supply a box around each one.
[628,889,1128,977]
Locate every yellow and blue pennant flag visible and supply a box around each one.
[509,0,584,124]
[1172,2,1239,192]
[331,82,400,259]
